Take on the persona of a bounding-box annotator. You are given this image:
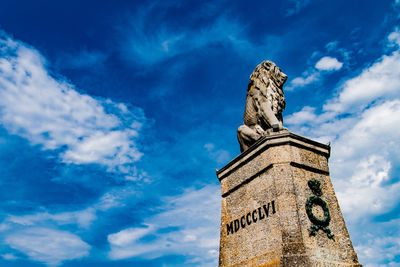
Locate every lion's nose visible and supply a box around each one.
[282,73,288,82]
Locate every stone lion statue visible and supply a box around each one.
[237,60,288,152]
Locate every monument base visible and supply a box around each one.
[216,132,361,267]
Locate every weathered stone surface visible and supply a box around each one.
[217,132,361,267]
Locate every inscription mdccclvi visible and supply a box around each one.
[226,200,276,235]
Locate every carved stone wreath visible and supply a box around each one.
[305,178,334,239]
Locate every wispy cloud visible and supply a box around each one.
[107,185,221,266]
[1,208,95,266]
[285,0,311,16]
[204,143,231,165]
[4,228,90,266]
[0,184,140,266]
[356,221,400,267]
[120,5,257,65]
[6,208,96,229]
[55,49,108,70]
[1,253,17,260]
[388,28,400,46]
[287,72,319,90]
[0,34,145,177]
[325,41,339,52]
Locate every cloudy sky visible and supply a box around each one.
[0,0,399,266]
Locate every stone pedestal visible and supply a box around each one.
[216,132,361,267]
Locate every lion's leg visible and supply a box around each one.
[259,102,283,131]
[237,125,261,152]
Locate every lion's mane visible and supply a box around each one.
[246,60,286,123]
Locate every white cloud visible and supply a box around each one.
[286,29,400,265]
[333,100,400,158]
[355,219,400,267]
[108,225,154,247]
[285,106,317,124]
[388,28,400,46]
[0,209,95,266]
[5,228,90,266]
[324,52,400,113]
[0,183,146,266]
[2,253,17,260]
[0,34,145,176]
[288,73,319,89]
[315,56,343,71]
[107,185,221,266]
[95,185,137,211]
[335,154,399,221]
[328,100,400,223]
[6,208,96,229]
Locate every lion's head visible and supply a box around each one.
[247,60,287,121]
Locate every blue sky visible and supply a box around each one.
[0,0,399,266]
